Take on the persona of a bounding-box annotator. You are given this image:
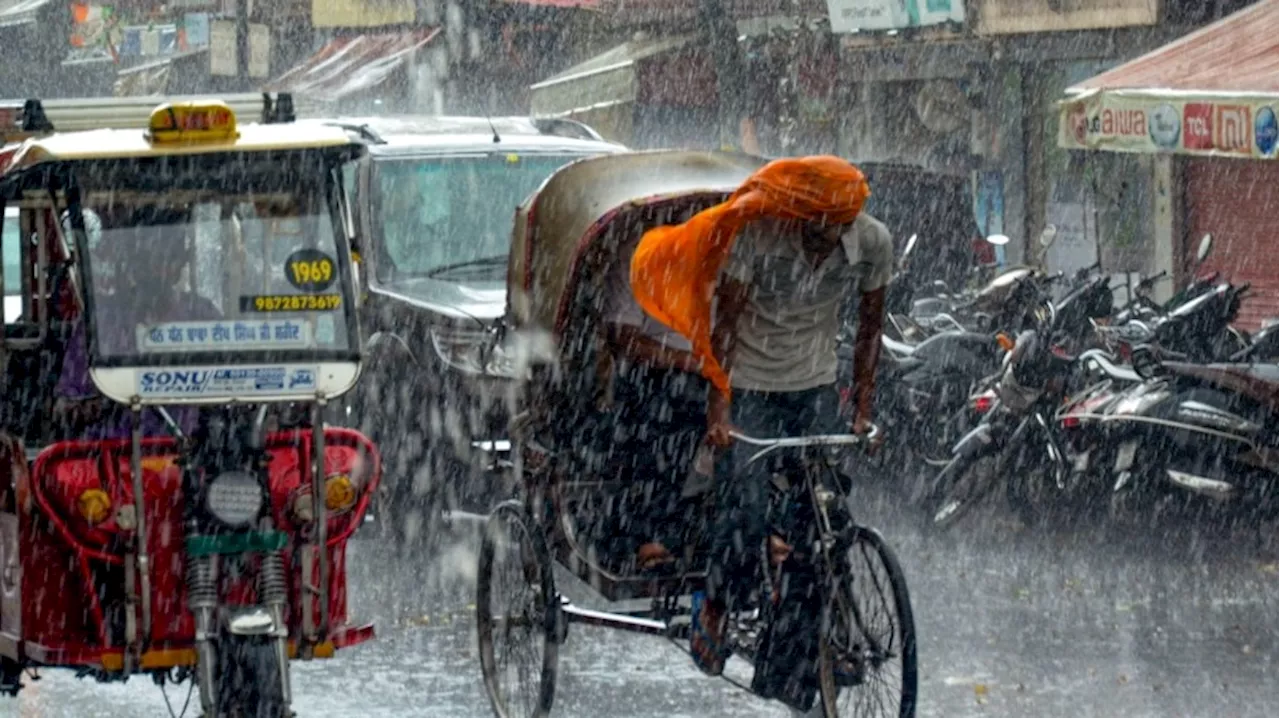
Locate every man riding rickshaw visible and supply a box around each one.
[629,155,895,683]
[475,150,917,718]
[0,95,380,717]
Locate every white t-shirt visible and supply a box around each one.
[721,212,893,392]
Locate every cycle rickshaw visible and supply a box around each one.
[474,150,918,717]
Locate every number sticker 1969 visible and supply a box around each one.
[283,248,338,293]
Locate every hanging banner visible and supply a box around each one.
[1059,89,1280,160]
[825,0,964,33]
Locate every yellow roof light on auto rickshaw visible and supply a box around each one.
[77,489,112,525]
[324,474,357,512]
[147,101,239,144]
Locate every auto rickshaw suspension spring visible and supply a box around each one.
[260,550,287,605]
[186,555,217,609]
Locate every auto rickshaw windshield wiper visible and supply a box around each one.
[421,254,509,279]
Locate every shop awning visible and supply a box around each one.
[263,28,438,102]
[529,33,695,118]
[114,50,209,98]
[0,0,47,29]
[1058,0,1279,159]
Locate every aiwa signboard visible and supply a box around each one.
[826,0,964,32]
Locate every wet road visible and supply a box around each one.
[0,481,1275,718]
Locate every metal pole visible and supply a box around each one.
[130,405,152,657]
[236,0,250,90]
[310,400,330,640]
[697,0,748,151]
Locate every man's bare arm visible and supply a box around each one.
[851,286,886,431]
[706,277,751,445]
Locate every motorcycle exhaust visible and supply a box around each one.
[1165,469,1237,501]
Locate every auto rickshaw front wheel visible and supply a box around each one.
[212,634,290,718]
[0,656,21,697]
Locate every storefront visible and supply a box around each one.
[1058,0,1279,328]
[528,33,718,148]
[263,29,439,115]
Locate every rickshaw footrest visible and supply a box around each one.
[559,602,676,638]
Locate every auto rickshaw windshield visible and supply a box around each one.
[65,151,358,364]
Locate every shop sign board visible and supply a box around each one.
[1059,89,1279,160]
[825,0,964,33]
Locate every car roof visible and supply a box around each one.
[326,115,624,156]
[367,132,623,157]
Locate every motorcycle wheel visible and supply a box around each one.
[1005,466,1053,529]
[924,453,999,531]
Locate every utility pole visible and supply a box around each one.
[236,0,250,90]
[697,0,748,151]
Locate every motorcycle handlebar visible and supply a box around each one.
[1138,270,1169,287]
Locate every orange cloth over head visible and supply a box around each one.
[629,155,870,396]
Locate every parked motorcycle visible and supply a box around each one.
[1092,345,1278,523]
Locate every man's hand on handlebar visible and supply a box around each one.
[706,391,735,449]
[852,414,884,454]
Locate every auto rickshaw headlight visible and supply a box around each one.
[77,489,112,525]
[205,471,265,527]
[324,474,357,512]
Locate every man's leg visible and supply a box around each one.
[708,390,790,608]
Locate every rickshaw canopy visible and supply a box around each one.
[0,111,354,173]
[507,149,768,334]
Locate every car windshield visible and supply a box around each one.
[371,154,587,280]
[71,151,356,362]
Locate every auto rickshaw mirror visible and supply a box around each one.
[1196,233,1213,264]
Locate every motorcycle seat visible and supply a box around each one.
[1079,350,1141,384]
[882,334,916,359]
[1163,361,1279,412]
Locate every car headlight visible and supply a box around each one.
[205,471,265,527]
[431,327,488,374]
[430,327,526,379]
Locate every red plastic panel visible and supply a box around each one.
[17,427,380,657]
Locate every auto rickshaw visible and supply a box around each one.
[0,94,380,716]
[477,150,917,717]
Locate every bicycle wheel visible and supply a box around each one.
[476,500,560,718]
[817,525,917,718]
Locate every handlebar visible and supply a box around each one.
[1137,270,1169,288]
[728,427,880,448]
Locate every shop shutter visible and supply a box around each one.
[1183,158,1279,330]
